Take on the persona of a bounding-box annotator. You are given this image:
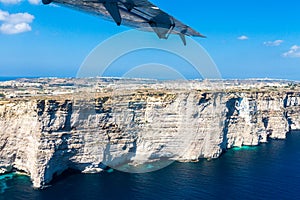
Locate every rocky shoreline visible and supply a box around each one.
[0,78,299,188]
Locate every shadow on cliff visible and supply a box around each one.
[47,168,81,187]
[221,97,240,151]
[43,133,80,188]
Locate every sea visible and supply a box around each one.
[1,77,300,199]
[0,132,300,200]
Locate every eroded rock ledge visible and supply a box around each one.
[0,78,299,188]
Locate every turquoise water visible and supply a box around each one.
[1,131,300,200]
[232,145,260,151]
[0,173,14,194]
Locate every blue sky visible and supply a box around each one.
[0,0,300,80]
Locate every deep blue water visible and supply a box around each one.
[0,77,39,82]
[0,77,70,82]
[0,77,18,82]
[1,131,300,200]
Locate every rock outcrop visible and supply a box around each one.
[0,79,299,188]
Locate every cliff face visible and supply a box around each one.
[0,80,300,188]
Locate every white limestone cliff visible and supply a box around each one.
[0,80,300,188]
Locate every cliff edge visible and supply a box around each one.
[0,78,299,188]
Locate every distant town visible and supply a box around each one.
[0,78,299,100]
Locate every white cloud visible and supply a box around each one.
[28,0,40,5]
[0,0,21,4]
[237,35,249,40]
[0,10,8,21]
[0,0,41,4]
[264,40,284,47]
[0,9,34,34]
[0,22,31,34]
[282,45,300,58]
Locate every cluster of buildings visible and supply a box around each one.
[0,78,299,100]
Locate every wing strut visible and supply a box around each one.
[103,2,122,26]
[179,34,186,46]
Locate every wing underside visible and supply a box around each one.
[45,0,205,44]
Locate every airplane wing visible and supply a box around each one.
[42,0,205,45]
